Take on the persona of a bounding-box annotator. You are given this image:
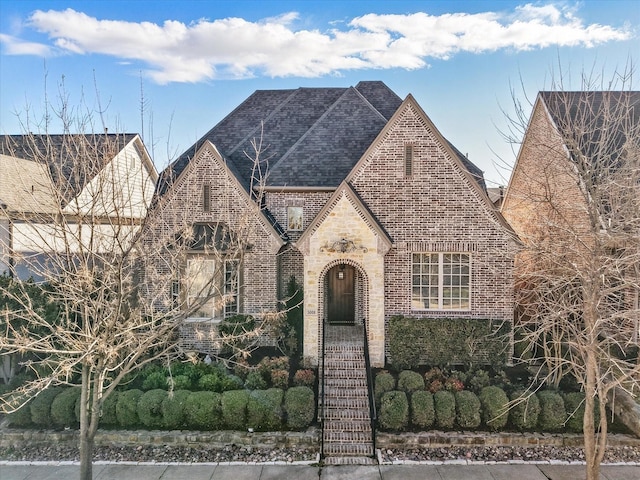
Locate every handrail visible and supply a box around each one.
[362,318,376,454]
[320,318,326,459]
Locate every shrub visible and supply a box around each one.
[434,390,455,429]
[379,391,409,431]
[397,370,425,393]
[428,379,444,393]
[169,375,192,391]
[411,390,435,429]
[293,369,316,387]
[245,370,268,390]
[375,371,396,406]
[233,359,251,380]
[509,390,540,431]
[99,391,119,427]
[271,370,289,389]
[116,389,143,428]
[479,386,509,431]
[162,390,191,430]
[51,388,81,428]
[30,387,63,427]
[142,371,169,391]
[138,389,167,429]
[247,388,284,431]
[467,369,491,394]
[564,392,600,433]
[455,390,481,429]
[444,378,464,392]
[198,373,225,392]
[284,386,315,429]
[537,390,566,432]
[8,400,33,427]
[184,391,223,430]
[222,390,249,430]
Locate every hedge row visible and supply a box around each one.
[379,387,594,433]
[8,386,315,432]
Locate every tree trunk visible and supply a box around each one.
[79,431,94,480]
[584,353,598,480]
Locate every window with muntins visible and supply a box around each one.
[412,253,470,310]
[185,257,240,320]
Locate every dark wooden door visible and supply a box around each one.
[327,264,355,324]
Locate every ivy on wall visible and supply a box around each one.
[387,316,511,369]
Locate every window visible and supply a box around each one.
[224,259,239,316]
[185,257,239,320]
[203,184,211,212]
[287,206,303,231]
[404,144,413,177]
[412,253,470,310]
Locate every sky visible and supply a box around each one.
[0,1,638,187]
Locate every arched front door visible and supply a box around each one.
[326,264,355,324]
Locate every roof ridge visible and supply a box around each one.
[351,85,392,122]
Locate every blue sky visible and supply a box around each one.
[1,1,638,186]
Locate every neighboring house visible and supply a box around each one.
[501,91,640,332]
[0,134,158,281]
[152,81,517,367]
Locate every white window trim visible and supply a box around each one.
[411,252,471,311]
[184,256,240,322]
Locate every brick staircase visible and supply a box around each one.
[321,324,377,465]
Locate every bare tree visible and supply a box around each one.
[0,94,281,480]
[502,65,640,480]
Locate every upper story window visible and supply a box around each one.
[404,144,414,177]
[412,253,470,310]
[287,206,303,231]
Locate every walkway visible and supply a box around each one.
[1,462,638,480]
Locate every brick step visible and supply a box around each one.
[323,407,370,420]
[324,361,365,370]
[325,343,363,350]
[325,386,369,398]
[323,396,369,409]
[323,369,366,379]
[324,378,368,389]
[324,354,365,362]
[324,419,372,432]
[323,431,372,444]
[323,456,378,465]
[323,443,374,456]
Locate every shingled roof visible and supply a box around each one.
[157,81,487,195]
[0,133,139,204]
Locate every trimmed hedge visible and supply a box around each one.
[284,386,315,430]
[138,389,167,429]
[397,370,425,393]
[184,391,223,430]
[434,390,455,429]
[51,387,81,428]
[116,389,143,428]
[537,390,566,432]
[161,390,191,429]
[247,388,283,431]
[388,316,511,369]
[99,391,119,426]
[479,386,509,431]
[379,391,409,431]
[244,371,268,391]
[455,390,481,429]
[222,390,249,430]
[30,387,63,427]
[375,372,396,407]
[410,390,434,429]
[509,390,540,431]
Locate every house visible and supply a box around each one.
[151,81,518,368]
[0,133,158,281]
[501,91,640,338]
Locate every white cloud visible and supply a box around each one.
[2,4,632,84]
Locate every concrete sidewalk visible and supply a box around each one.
[1,463,639,480]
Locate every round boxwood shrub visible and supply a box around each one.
[375,371,396,407]
[247,388,284,431]
[397,370,425,393]
[244,371,268,391]
[270,370,289,389]
[161,390,191,430]
[98,391,119,427]
[379,391,409,431]
[509,390,540,431]
[169,375,192,391]
[455,390,481,429]
[138,389,167,429]
[284,386,315,429]
[184,391,223,430]
[142,371,168,391]
[30,387,63,427]
[116,389,143,428]
[434,390,455,429]
[222,389,249,430]
[479,386,509,431]
[8,400,34,427]
[411,390,434,429]
[563,392,601,433]
[537,390,566,432]
[51,387,81,428]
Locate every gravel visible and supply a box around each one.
[1,443,640,464]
